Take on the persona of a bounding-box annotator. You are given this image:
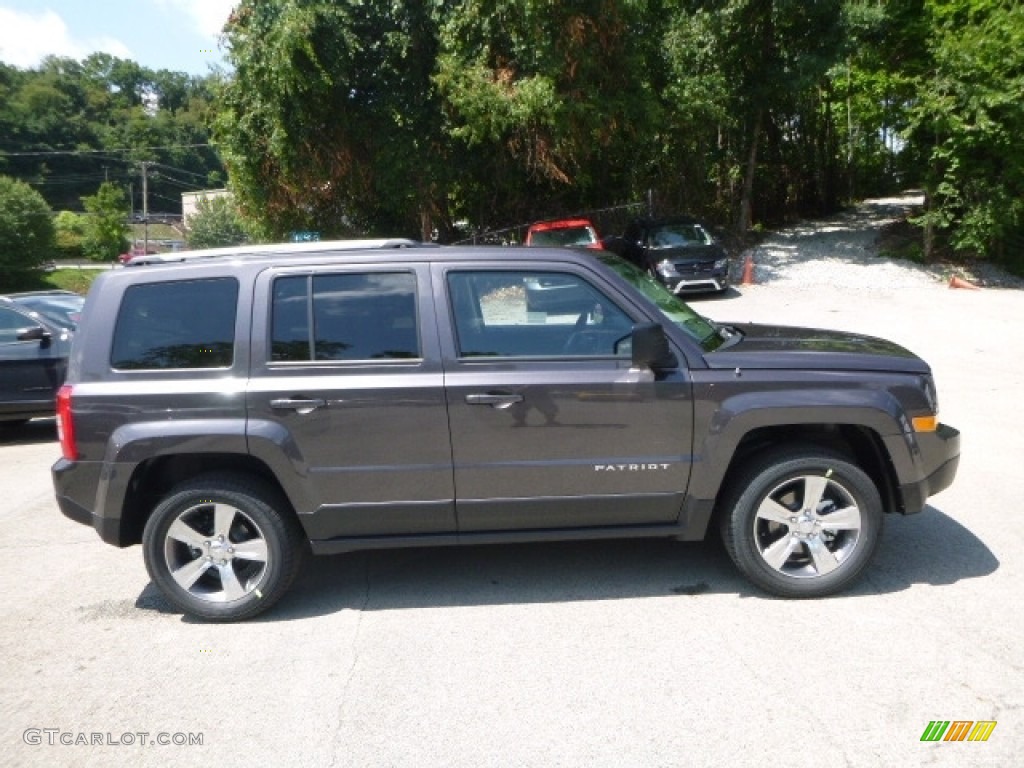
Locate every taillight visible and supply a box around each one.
[56,384,77,460]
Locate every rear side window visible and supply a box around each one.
[111,278,238,370]
[271,272,419,362]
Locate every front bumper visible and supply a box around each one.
[898,423,961,514]
[657,268,730,294]
[668,276,729,294]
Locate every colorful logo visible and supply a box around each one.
[921,721,997,742]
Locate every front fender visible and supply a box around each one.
[689,385,914,504]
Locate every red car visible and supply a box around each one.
[525,218,603,249]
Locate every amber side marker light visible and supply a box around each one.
[912,415,938,433]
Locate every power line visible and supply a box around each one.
[0,143,217,157]
[148,162,213,182]
[154,175,207,191]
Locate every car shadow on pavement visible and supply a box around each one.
[0,418,57,446]
[134,504,998,622]
[860,505,999,591]
[688,286,743,302]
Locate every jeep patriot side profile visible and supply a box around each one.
[52,241,960,620]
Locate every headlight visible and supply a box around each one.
[714,258,728,270]
[657,259,679,277]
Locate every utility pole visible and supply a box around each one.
[140,161,150,255]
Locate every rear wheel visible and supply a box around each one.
[142,473,306,621]
[719,447,883,597]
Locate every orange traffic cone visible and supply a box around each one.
[949,275,980,290]
[741,254,755,285]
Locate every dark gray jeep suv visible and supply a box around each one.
[52,240,960,620]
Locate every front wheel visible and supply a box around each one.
[142,474,306,621]
[719,447,883,598]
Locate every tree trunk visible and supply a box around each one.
[923,188,934,263]
[737,108,763,234]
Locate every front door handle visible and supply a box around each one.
[270,398,327,414]
[465,392,524,409]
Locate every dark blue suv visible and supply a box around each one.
[614,217,730,294]
[0,291,83,425]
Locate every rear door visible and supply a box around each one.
[435,262,694,533]
[247,263,455,540]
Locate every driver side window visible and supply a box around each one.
[447,271,633,358]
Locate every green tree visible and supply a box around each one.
[434,0,659,231]
[909,0,1024,270]
[186,195,252,248]
[80,182,129,261]
[0,55,225,215]
[0,175,56,281]
[660,1,847,230]
[215,0,450,239]
[54,210,88,260]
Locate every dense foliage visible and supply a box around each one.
[186,195,252,249]
[0,54,225,217]
[1,1,1021,273]
[0,175,55,279]
[209,0,1022,272]
[910,0,1024,264]
[80,182,130,261]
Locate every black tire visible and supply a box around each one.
[719,446,883,598]
[142,473,306,621]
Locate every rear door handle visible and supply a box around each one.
[465,393,524,409]
[270,398,327,414]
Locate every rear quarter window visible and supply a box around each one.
[110,278,239,370]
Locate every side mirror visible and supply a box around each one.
[630,322,676,371]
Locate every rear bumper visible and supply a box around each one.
[54,492,124,545]
[52,458,127,546]
[898,423,960,514]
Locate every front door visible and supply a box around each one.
[437,265,694,533]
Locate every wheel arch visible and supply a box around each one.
[119,453,296,546]
[710,424,900,526]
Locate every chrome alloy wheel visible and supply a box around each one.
[163,502,270,603]
[752,474,863,579]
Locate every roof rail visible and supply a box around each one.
[124,238,430,266]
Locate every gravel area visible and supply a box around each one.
[740,194,1024,292]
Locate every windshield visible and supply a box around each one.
[13,296,85,330]
[646,223,712,249]
[596,253,722,350]
[528,226,598,248]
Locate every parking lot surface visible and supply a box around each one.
[2,259,1021,767]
